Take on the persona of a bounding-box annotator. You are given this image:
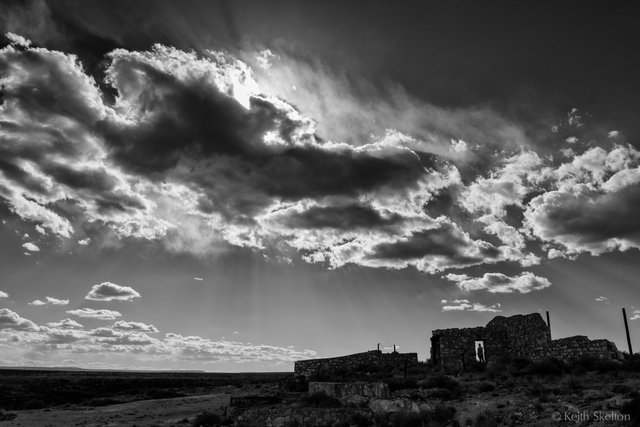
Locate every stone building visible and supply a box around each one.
[294,350,419,381]
[430,313,621,372]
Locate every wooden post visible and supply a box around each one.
[377,343,380,352]
[546,311,551,338]
[623,308,634,355]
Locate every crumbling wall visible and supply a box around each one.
[430,326,489,372]
[431,313,623,372]
[309,382,390,400]
[432,313,551,371]
[235,407,372,427]
[486,313,551,360]
[294,351,419,380]
[550,336,621,360]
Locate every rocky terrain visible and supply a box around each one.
[0,357,639,426]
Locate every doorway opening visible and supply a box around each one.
[474,340,486,363]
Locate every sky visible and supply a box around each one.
[0,0,639,371]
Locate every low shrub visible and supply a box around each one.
[474,381,496,393]
[390,411,422,427]
[351,412,373,427]
[302,391,341,408]
[387,378,418,392]
[191,411,221,427]
[0,409,17,421]
[610,383,631,394]
[621,394,640,422]
[422,375,460,391]
[473,410,498,427]
[85,397,123,407]
[421,404,457,425]
[526,358,566,376]
[427,388,457,401]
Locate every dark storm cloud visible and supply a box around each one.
[283,203,403,230]
[97,66,285,174]
[526,182,640,254]
[2,26,638,275]
[251,148,426,205]
[369,223,498,264]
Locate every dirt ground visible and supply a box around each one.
[2,393,231,427]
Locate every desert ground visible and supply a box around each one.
[0,358,639,427]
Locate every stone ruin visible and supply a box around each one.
[431,312,622,372]
[309,382,389,405]
[294,350,419,381]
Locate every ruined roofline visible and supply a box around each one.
[295,350,381,363]
[431,326,484,336]
[432,312,547,336]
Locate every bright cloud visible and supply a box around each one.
[0,308,39,331]
[66,308,122,320]
[441,299,502,312]
[85,282,141,302]
[445,272,551,294]
[0,308,316,369]
[112,320,159,333]
[29,297,69,306]
[0,36,639,281]
[22,242,40,252]
[46,318,83,329]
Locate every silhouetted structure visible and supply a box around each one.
[431,313,621,372]
[294,350,419,381]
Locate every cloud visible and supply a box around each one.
[0,308,39,331]
[244,48,527,158]
[112,320,159,333]
[441,299,502,313]
[445,272,551,294]
[595,296,609,303]
[630,310,640,321]
[364,220,504,273]
[193,277,203,281]
[85,282,141,301]
[5,32,32,48]
[46,318,83,329]
[0,291,8,298]
[0,314,316,369]
[66,308,122,320]
[29,296,69,306]
[1,37,639,277]
[524,145,640,256]
[22,242,40,252]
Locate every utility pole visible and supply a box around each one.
[546,311,551,338]
[623,308,634,355]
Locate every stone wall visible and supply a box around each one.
[294,350,419,381]
[431,313,621,372]
[550,336,622,361]
[430,314,552,371]
[309,382,389,402]
[486,314,551,360]
[235,407,372,427]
